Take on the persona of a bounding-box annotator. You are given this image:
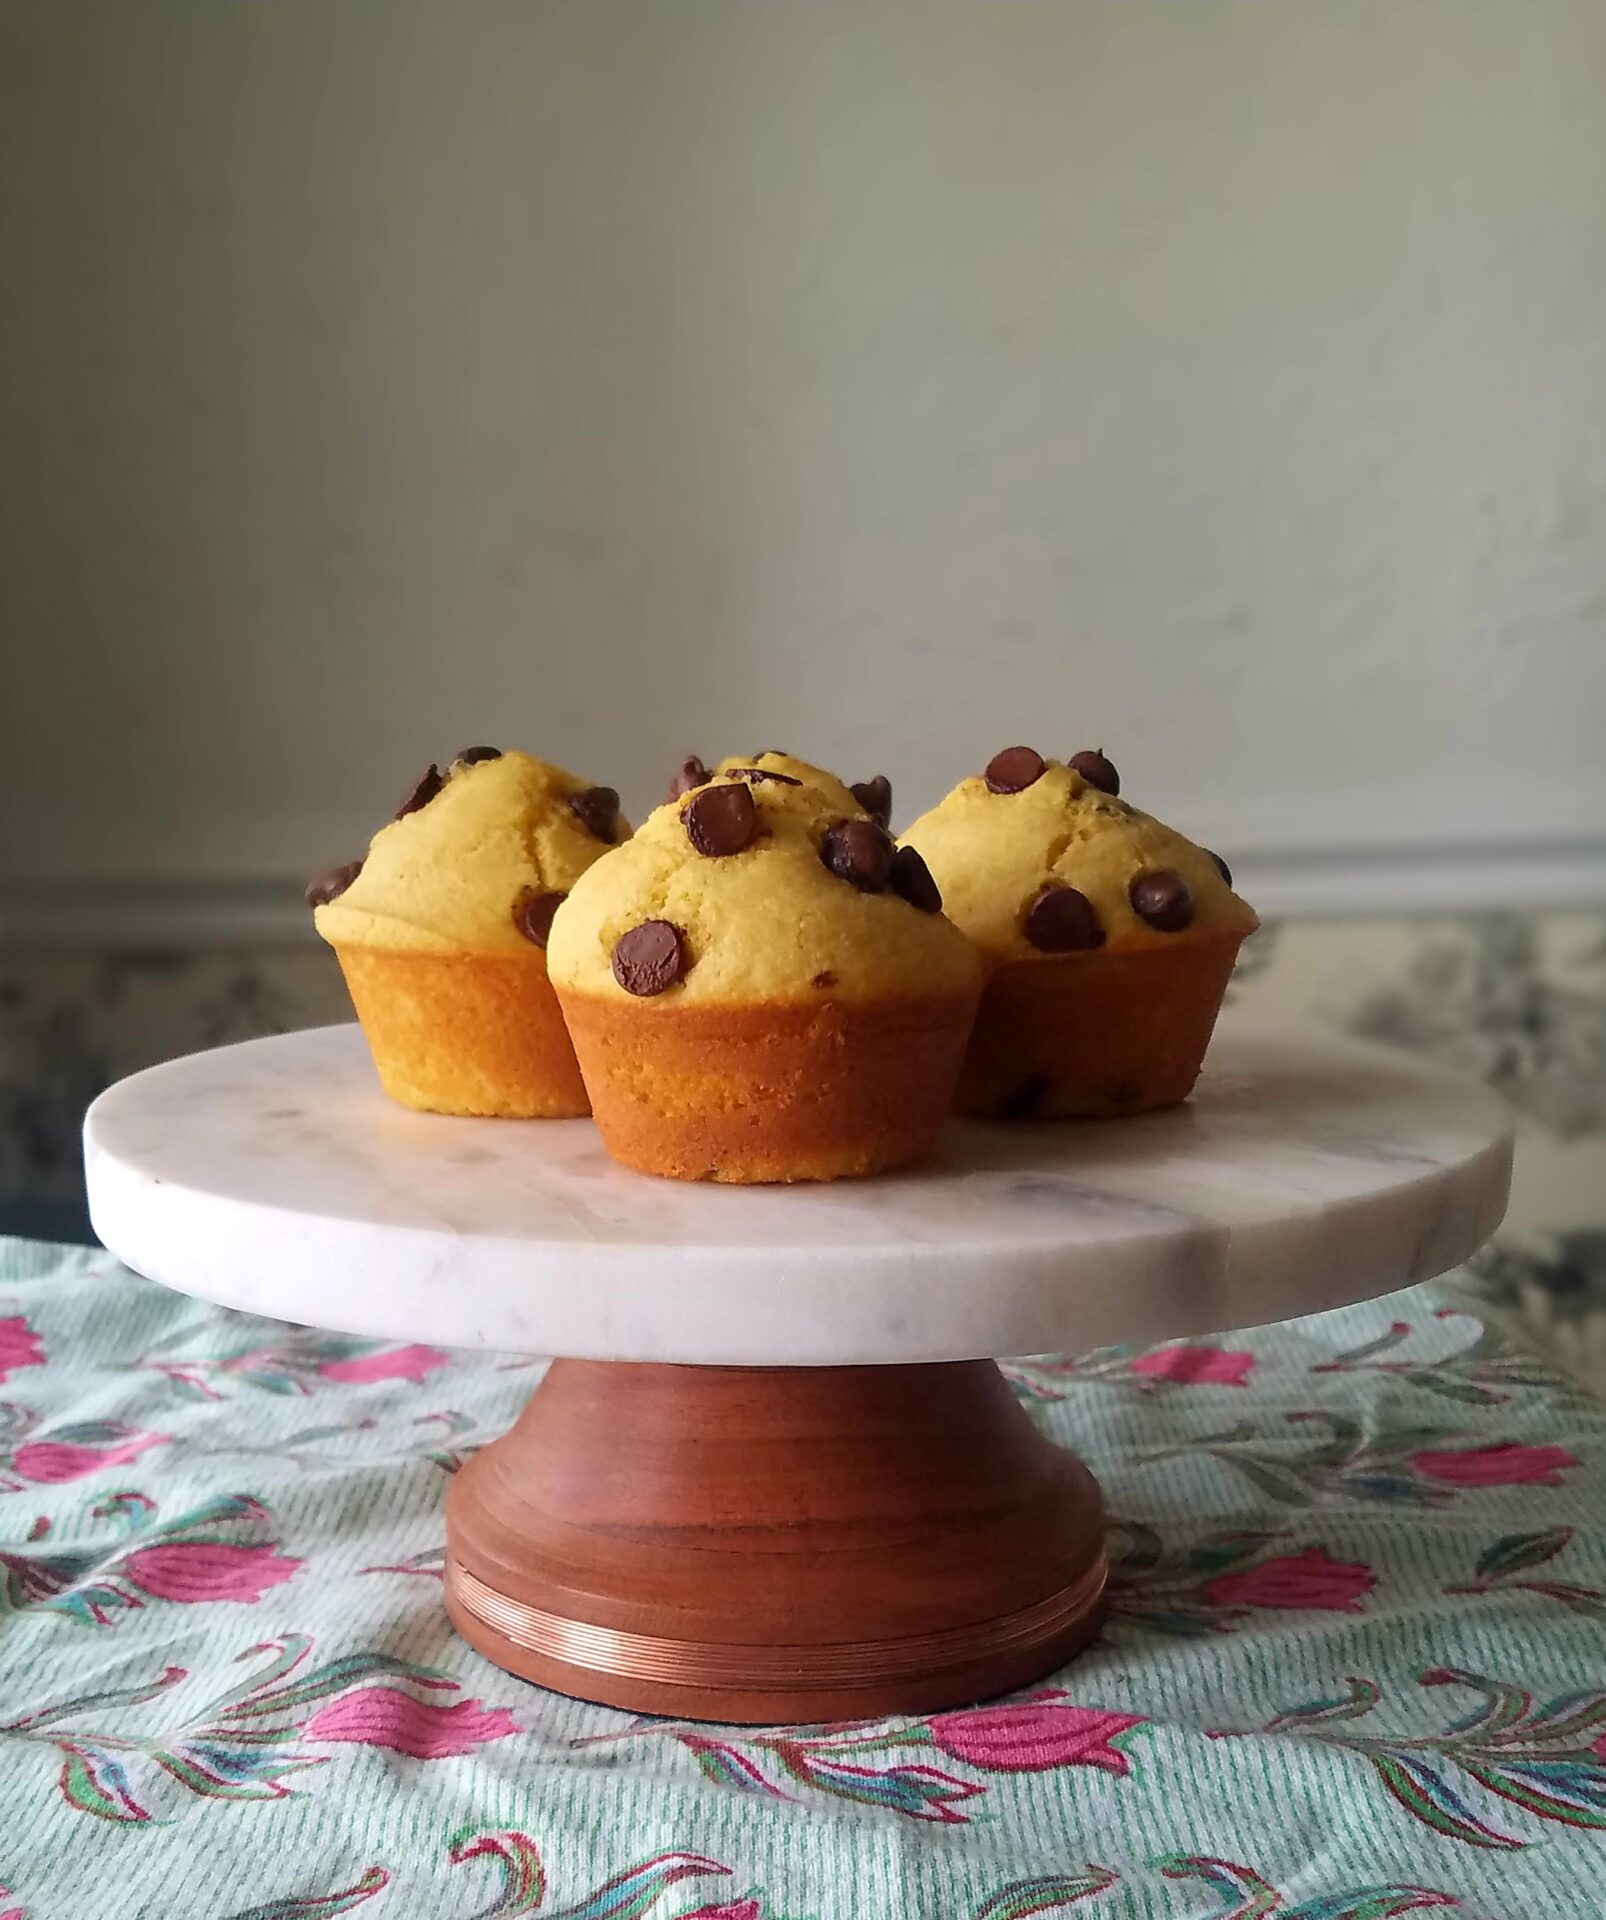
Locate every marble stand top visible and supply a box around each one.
[83,1014,1512,1365]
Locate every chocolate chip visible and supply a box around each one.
[725,766,802,787]
[1025,883,1105,952]
[1130,869,1194,932]
[811,969,837,989]
[1208,849,1233,888]
[889,844,942,913]
[684,782,757,857]
[512,887,566,947]
[984,746,1045,794]
[667,754,710,801]
[570,785,621,842]
[850,774,893,826]
[305,859,362,910]
[1000,1076,1049,1120]
[1068,748,1119,796]
[751,749,785,762]
[819,819,894,892]
[455,746,501,766]
[612,920,687,996]
[396,764,443,818]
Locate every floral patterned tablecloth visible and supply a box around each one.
[2,1238,1603,1920]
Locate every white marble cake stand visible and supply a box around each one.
[84,1013,1512,1723]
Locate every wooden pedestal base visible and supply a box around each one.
[444,1358,1106,1723]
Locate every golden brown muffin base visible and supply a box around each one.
[333,946,590,1118]
[957,936,1246,1120]
[556,990,981,1182]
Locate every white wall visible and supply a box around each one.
[4,1,1604,938]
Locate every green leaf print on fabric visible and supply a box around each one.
[1155,1855,1456,1917]
[686,1727,985,1823]
[1108,1522,1374,1635]
[1003,1341,1255,1400]
[577,1693,1145,1826]
[1444,1527,1606,1616]
[970,1865,1119,1916]
[0,1402,167,1491]
[0,1491,300,1625]
[185,1409,486,1474]
[544,1852,733,1919]
[1216,1667,1606,1848]
[408,1410,482,1473]
[220,1846,745,1920]
[680,1902,800,1920]
[221,1865,391,1919]
[1472,1527,1575,1581]
[3,1634,518,1824]
[136,1321,449,1401]
[441,1845,732,1920]
[358,1543,447,1581]
[447,1829,546,1916]
[1310,1310,1577,1408]
[1145,1411,1578,1506]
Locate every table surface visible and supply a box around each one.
[83,1013,1512,1363]
[5,1234,1604,1917]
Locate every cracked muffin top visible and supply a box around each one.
[310,749,629,957]
[546,768,981,1007]
[899,745,1256,965]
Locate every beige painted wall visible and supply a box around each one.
[4,2,1604,925]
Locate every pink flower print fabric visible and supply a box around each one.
[2,1235,1605,1918]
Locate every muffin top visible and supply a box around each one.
[546,770,981,1007]
[899,745,1257,965]
[310,749,629,957]
[663,749,892,827]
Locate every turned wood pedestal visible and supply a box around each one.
[444,1358,1106,1721]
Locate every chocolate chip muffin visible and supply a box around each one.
[899,746,1257,1119]
[309,749,629,1117]
[545,772,982,1181]
[665,749,894,827]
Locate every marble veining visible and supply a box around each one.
[82,1012,1513,1365]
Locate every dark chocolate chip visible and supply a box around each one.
[1130,869,1195,932]
[751,749,785,762]
[889,844,942,913]
[454,746,502,766]
[811,969,837,989]
[612,919,687,997]
[725,766,802,787]
[984,746,1046,794]
[819,819,895,892]
[850,774,893,826]
[512,887,566,947]
[1000,1075,1049,1120]
[305,859,363,910]
[1208,849,1233,888]
[1068,748,1120,796]
[1024,883,1105,952]
[396,764,443,818]
[684,781,757,857]
[667,754,711,801]
[570,785,622,842]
